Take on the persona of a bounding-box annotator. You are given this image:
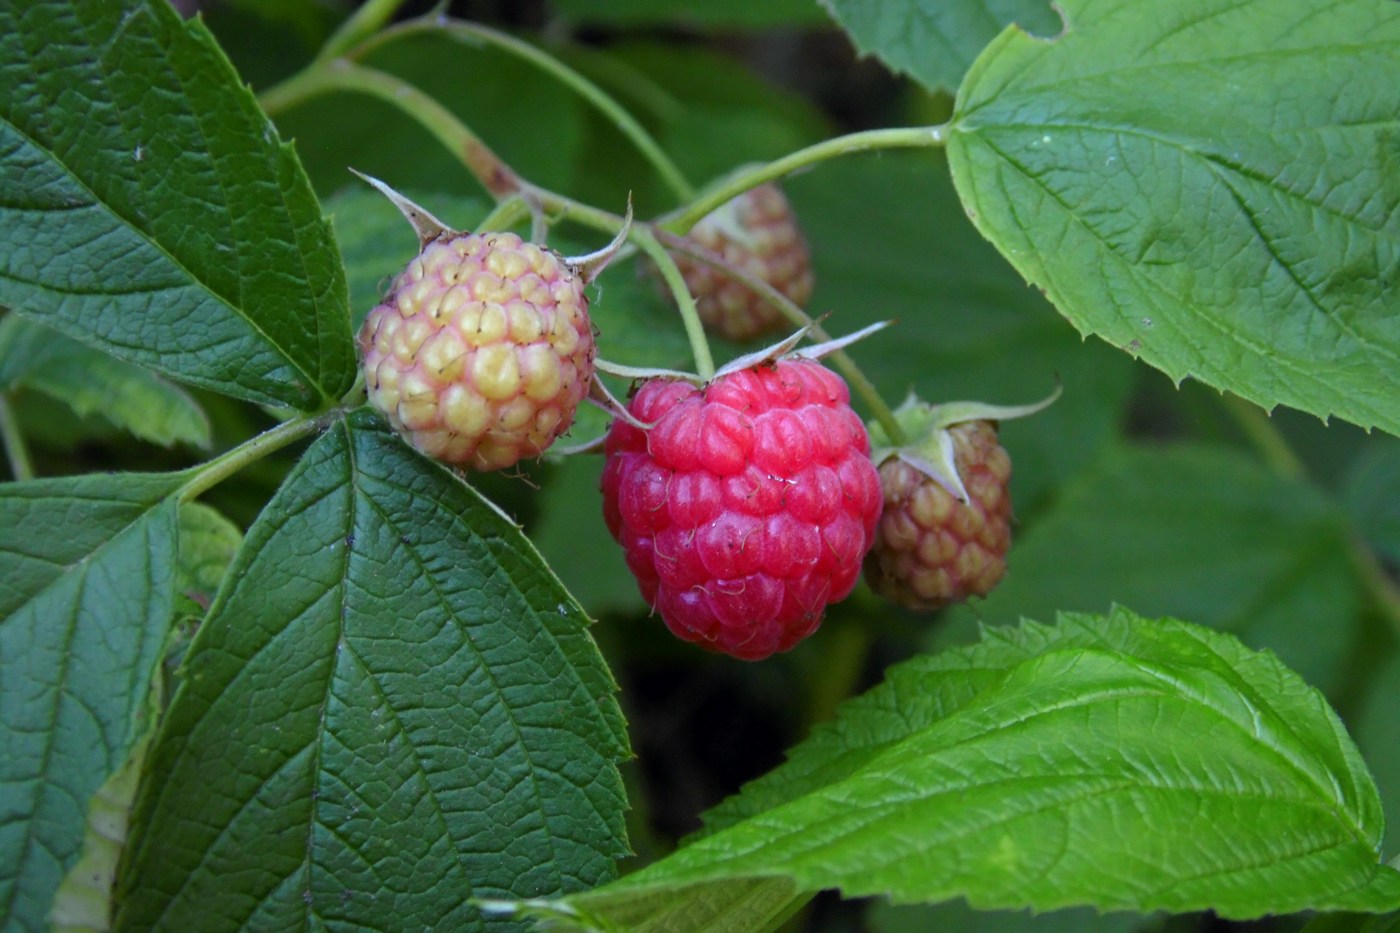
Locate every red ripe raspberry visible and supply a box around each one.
[359,231,594,471]
[668,184,814,343]
[601,359,882,660]
[864,421,1012,610]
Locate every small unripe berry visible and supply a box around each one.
[865,421,1012,610]
[359,232,595,471]
[667,183,814,342]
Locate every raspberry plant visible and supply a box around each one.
[2,2,1399,932]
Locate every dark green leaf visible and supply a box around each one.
[0,317,211,449]
[786,152,1136,514]
[115,411,628,930]
[820,0,1061,93]
[1343,438,1400,563]
[948,0,1400,434]
[174,501,243,612]
[945,444,1362,695]
[534,610,1400,930]
[0,472,183,931]
[0,1,355,410]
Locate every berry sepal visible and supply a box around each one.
[862,384,1060,612]
[868,383,1062,501]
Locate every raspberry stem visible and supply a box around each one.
[314,0,409,64]
[630,229,717,381]
[656,230,906,444]
[351,17,698,204]
[259,61,523,199]
[476,195,532,233]
[662,126,950,235]
[0,395,34,481]
[176,413,332,504]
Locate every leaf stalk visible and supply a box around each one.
[0,394,35,481]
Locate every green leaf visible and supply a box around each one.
[820,0,1061,93]
[536,609,1400,930]
[0,1,355,410]
[0,472,183,932]
[115,411,629,930]
[174,501,243,613]
[948,0,1400,434]
[1343,437,1400,563]
[786,153,1136,514]
[48,696,160,933]
[0,317,211,449]
[945,443,1362,695]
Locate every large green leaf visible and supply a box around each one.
[946,443,1362,695]
[0,317,211,450]
[0,1,354,410]
[786,153,1136,515]
[820,0,1061,93]
[0,472,183,932]
[524,610,1400,930]
[115,411,629,930]
[948,0,1400,434]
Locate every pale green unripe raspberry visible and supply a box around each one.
[359,231,595,471]
[669,183,814,342]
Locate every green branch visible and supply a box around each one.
[630,229,716,381]
[177,414,330,504]
[259,61,522,199]
[662,126,949,234]
[655,230,903,442]
[353,18,696,203]
[315,0,410,63]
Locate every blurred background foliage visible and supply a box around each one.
[4,2,1395,930]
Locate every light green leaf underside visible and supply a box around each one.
[0,1,354,410]
[537,609,1400,930]
[49,700,159,933]
[0,472,183,932]
[0,317,210,449]
[945,443,1361,696]
[115,411,628,931]
[948,0,1400,434]
[820,0,1061,93]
